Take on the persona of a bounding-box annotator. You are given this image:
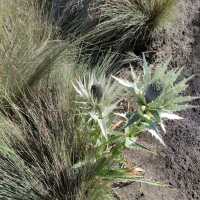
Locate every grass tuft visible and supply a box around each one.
[78,0,177,69]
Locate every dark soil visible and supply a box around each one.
[117,1,200,199]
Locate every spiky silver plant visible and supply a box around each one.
[73,57,196,192]
[113,57,196,145]
[73,70,121,138]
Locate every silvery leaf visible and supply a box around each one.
[72,82,83,97]
[112,76,135,88]
[160,112,183,120]
[146,128,165,146]
[97,118,108,139]
[160,121,166,133]
[90,112,108,139]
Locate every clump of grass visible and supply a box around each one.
[0,88,107,199]
[0,0,77,99]
[84,0,177,50]
[78,0,177,70]
[38,0,93,38]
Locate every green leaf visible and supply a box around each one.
[124,112,141,129]
[99,168,143,181]
[125,138,155,154]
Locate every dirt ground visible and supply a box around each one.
[116,1,200,199]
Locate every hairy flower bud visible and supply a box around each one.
[91,84,103,102]
[145,80,163,103]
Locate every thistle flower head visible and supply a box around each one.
[73,70,120,109]
[91,83,103,103]
[144,80,164,103]
[73,70,121,138]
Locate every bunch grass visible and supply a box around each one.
[77,0,177,70]
[82,0,177,50]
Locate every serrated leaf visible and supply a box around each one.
[125,137,137,149]
[142,54,151,85]
[90,112,108,139]
[114,112,127,120]
[146,128,165,146]
[72,82,83,96]
[160,112,183,120]
[98,118,108,139]
[160,121,166,133]
[125,137,153,153]
[99,168,143,180]
[102,102,118,117]
[124,112,140,129]
[112,76,135,88]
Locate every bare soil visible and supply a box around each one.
[117,1,200,199]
